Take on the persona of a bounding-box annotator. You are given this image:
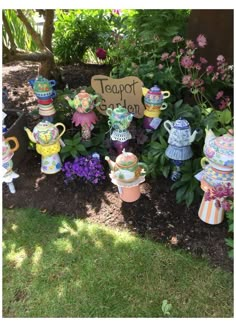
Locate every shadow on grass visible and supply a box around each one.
[2,208,233,318]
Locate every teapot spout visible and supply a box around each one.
[105,156,116,171]
[205,128,216,144]
[189,129,200,143]
[142,87,149,97]
[24,127,36,143]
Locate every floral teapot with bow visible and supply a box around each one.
[65,90,99,113]
[106,106,133,131]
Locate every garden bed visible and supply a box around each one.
[2,61,233,272]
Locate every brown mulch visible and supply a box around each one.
[2,61,233,272]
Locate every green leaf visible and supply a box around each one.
[76,144,86,151]
[174,99,183,110]
[64,139,74,146]
[185,190,194,207]
[176,184,188,203]
[71,149,78,158]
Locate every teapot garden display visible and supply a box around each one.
[24,121,66,174]
[106,106,133,154]
[29,76,57,122]
[105,149,147,202]
[142,85,170,132]
[2,136,20,193]
[164,118,199,180]
[197,129,234,225]
[65,90,99,140]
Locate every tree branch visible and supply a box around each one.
[16,9,45,51]
[42,10,54,51]
[2,10,17,51]
[4,48,49,62]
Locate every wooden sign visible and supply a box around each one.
[91,75,145,118]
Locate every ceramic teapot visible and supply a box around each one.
[164,118,199,147]
[105,149,147,183]
[65,90,99,113]
[201,157,234,187]
[142,85,170,110]
[24,121,66,145]
[2,136,19,163]
[31,76,56,99]
[106,106,133,131]
[203,129,234,171]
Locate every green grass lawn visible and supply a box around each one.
[2,208,233,318]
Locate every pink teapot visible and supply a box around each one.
[65,90,99,113]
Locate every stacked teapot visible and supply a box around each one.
[65,90,99,140]
[106,106,133,154]
[105,149,147,202]
[164,118,199,181]
[29,76,57,122]
[198,129,234,225]
[24,121,66,174]
[142,85,170,132]
[2,136,20,193]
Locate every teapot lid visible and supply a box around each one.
[33,120,55,131]
[173,118,190,130]
[76,90,90,98]
[209,129,234,151]
[113,106,129,113]
[116,149,138,167]
[149,85,161,93]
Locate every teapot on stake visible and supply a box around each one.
[106,106,133,154]
[24,121,66,174]
[65,90,99,140]
[29,76,57,122]
[105,149,147,202]
[164,118,199,181]
[142,85,170,132]
[197,129,234,225]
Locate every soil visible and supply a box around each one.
[2,61,233,272]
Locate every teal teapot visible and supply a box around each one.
[106,106,133,130]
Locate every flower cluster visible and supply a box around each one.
[159,34,233,111]
[62,153,106,185]
[96,48,107,60]
[204,183,234,211]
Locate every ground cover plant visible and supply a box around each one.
[3,208,233,318]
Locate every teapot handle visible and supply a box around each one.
[4,136,19,152]
[138,162,148,175]
[106,108,113,116]
[163,120,173,134]
[201,157,209,169]
[49,80,56,87]
[54,123,66,139]
[162,91,170,99]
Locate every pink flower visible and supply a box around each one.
[158,64,164,70]
[161,52,169,61]
[172,35,183,43]
[194,63,202,70]
[216,91,224,100]
[212,185,227,198]
[170,58,175,63]
[96,48,107,60]
[206,65,214,75]
[200,57,208,64]
[217,55,225,62]
[185,40,195,49]
[196,34,207,48]
[221,200,231,211]
[182,75,192,85]
[180,55,194,68]
[218,97,231,110]
[212,72,219,81]
[112,9,121,15]
[193,79,204,87]
[179,49,185,54]
[204,189,212,201]
[170,51,176,57]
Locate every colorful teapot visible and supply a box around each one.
[65,90,99,113]
[2,136,19,163]
[164,118,199,147]
[142,85,170,110]
[31,76,56,99]
[24,121,66,145]
[203,129,234,171]
[106,106,133,130]
[105,149,147,183]
[201,158,234,187]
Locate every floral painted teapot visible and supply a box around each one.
[24,121,66,145]
[142,85,170,110]
[31,76,56,99]
[106,106,133,131]
[105,149,147,183]
[203,129,234,171]
[2,136,19,163]
[65,90,99,113]
[164,118,199,147]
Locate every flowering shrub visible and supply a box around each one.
[62,153,106,185]
[158,34,233,116]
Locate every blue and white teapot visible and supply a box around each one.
[164,118,199,147]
